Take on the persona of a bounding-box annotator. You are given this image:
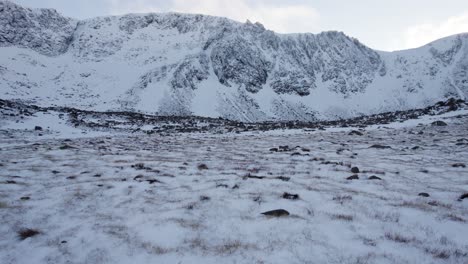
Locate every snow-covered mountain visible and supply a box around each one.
[1,0,467,121]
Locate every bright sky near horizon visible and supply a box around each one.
[10,0,468,51]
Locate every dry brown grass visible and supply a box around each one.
[214,240,258,255]
[332,195,352,204]
[141,242,171,255]
[443,214,465,222]
[331,214,354,221]
[384,232,415,244]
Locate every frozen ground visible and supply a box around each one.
[1,108,468,263]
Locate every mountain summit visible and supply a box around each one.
[1,0,467,121]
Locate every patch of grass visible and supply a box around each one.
[185,237,209,251]
[0,201,7,208]
[384,232,414,244]
[73,189,87,200]
[331,214,354,221]
[332,195,352,204]
[361,237,377,247]
[214,240,258,255]
[18,228,40,240]
[432,250,450,259]
[141,242,171,255]
[397,201,432,211]
[444,214,465,222]
[371,211,400,223]
[215,240,243,255]
[170,218,202,230]
[423,247,464,260]
[427,200,452,209]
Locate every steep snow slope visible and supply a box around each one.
[0,0,467,121]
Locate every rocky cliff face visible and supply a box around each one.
[0,0,467,121]
[0,1,76,56]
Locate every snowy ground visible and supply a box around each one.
[1,111,468,263]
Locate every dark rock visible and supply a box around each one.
[347,175,359,180]
[243,174,265,180]
[369,144,391,149]
[269,148,278,152]
[59,144,74,150]
[351,167,360,173]
[368,176,382,180]
[276,176,290,182]
[147,179,161,184]
[66,176,76,180]
[131,163,151,170]
[348,130,363,136]
[197,164,208,170]
[459,193,468,201]
[216,183,229,188]
[418,193,430,197]
[261,209,290,217]
[20,196,30,200]
[232,184,239,189]
[18,228,40,240]
[200,195,210,201]
[279,145,290,151]
[133,175,143,180]
[452,163,466,168]
[34,126,42,131]
[431,121,447,126]
[411,146,420,150]
[282,192,299,200]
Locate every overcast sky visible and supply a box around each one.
[11,0,468,51]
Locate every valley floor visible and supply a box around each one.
[1,112,468,263]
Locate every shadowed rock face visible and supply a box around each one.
[211,36,272,93]
[0,1,76,56]
[0,0,467,121]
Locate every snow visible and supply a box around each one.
[1,110,467,263]
[1,1,467,121]
[0,111,111,139]
[1,3,468,262]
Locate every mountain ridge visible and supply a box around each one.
[1,0,467,121]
